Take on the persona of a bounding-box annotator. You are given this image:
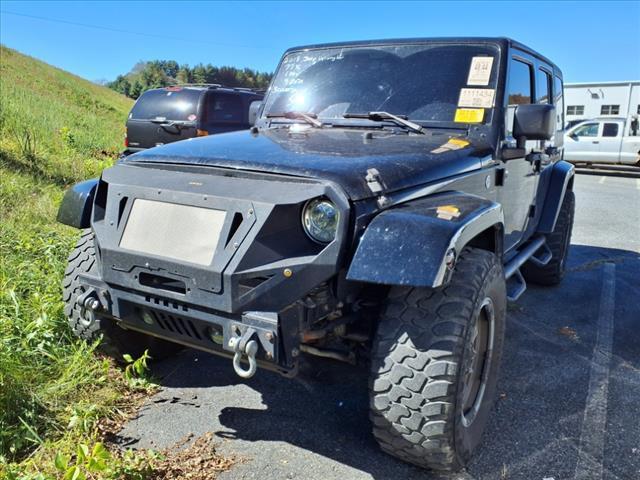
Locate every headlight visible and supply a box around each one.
[302,198,339,244]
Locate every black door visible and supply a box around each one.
[499,56,540,251]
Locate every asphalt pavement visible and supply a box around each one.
[118,172,640,480]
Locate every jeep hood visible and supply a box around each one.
[127,128,492,200]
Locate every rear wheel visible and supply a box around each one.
[522,189,575,286]
[369,248,506,471]
[63,229,182,362]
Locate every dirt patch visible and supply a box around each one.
[148,433,236,480]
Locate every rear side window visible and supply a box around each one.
[536,69,551,104]
[129,89,202,121]
[602,123,619,137]
[554,76,564,129]
[205,93,244,124]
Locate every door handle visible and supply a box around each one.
[592,141,600,144]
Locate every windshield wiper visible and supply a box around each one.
[266,111,323,128]
[343,111,424,134]
[150,118,193,127]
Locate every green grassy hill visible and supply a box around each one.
[0,45,132,183]
[0,46,149,477]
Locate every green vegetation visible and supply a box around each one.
[108,59,272,98]
[0,45,160,478]
[0,45,130,184]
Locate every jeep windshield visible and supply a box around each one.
[262,43,499,128]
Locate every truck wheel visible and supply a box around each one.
[62,229,182,362]
[522,190,575,286]
[369,248,506,471]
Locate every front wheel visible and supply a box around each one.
[369,248,506,471]
[62,229,182,362]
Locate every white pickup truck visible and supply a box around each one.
[563,117,640,165]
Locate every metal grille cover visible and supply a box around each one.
[119,199,226,266]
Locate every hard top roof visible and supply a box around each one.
[283,37,559,73]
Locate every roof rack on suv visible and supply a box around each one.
[168,84,265,93]
[171,83,223,88]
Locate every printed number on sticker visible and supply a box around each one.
[458,88,495,108]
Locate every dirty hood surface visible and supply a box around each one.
[127,128,491,201]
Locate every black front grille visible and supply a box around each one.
[148,309,202,340]
[144,294,188,312]
[140,295,202,340]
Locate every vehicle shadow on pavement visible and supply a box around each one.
[128,244,639,480]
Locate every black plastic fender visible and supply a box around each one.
[537,161,575,234]
[56,178,98,229]
[346,192,504,288]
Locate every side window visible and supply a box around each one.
[567,105,585,115]
[573,123,599,137]
[554,76,564,129]
[602,123,619,137]
[206,93,244,124]
[600,105,620,115]
[536,69,551,104]
[508,60,533,105]
[506,59,533,135]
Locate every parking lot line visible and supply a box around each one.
[573,262,616,480]
[636,178,640,190]
[598,176,606,184]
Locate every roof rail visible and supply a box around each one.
[170,83,223,88]
[169,84,264,93]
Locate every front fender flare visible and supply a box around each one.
[56,178,98,229]
[346,192,504,288]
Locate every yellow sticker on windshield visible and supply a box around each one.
[454,108,484,123]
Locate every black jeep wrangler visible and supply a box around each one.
[58,37,574,471]
[123,84,263,155]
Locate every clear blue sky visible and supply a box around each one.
[1,1,639,83]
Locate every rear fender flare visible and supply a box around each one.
[56,179,98,229]
[346,192,504,288]
[537,161,575,234]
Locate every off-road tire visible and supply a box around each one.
[369,248,506,471]
[522,189,575,286]
[62,229,182,362]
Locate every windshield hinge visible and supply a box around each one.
[365,168,383,193]
[365,168,390,207]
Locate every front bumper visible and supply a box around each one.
[83,162,350,374]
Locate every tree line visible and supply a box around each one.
[108,60,273,99]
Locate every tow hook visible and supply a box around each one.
[76,288,104,326]
[77,289,101,310]
[228,328,259,379]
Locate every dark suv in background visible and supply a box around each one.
[123,84,263,155]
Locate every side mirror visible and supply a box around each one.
[513,104,556,145]
[248,101,263,127]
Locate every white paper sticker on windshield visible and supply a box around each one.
[467,57,494,86]
[458,88,495,108]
